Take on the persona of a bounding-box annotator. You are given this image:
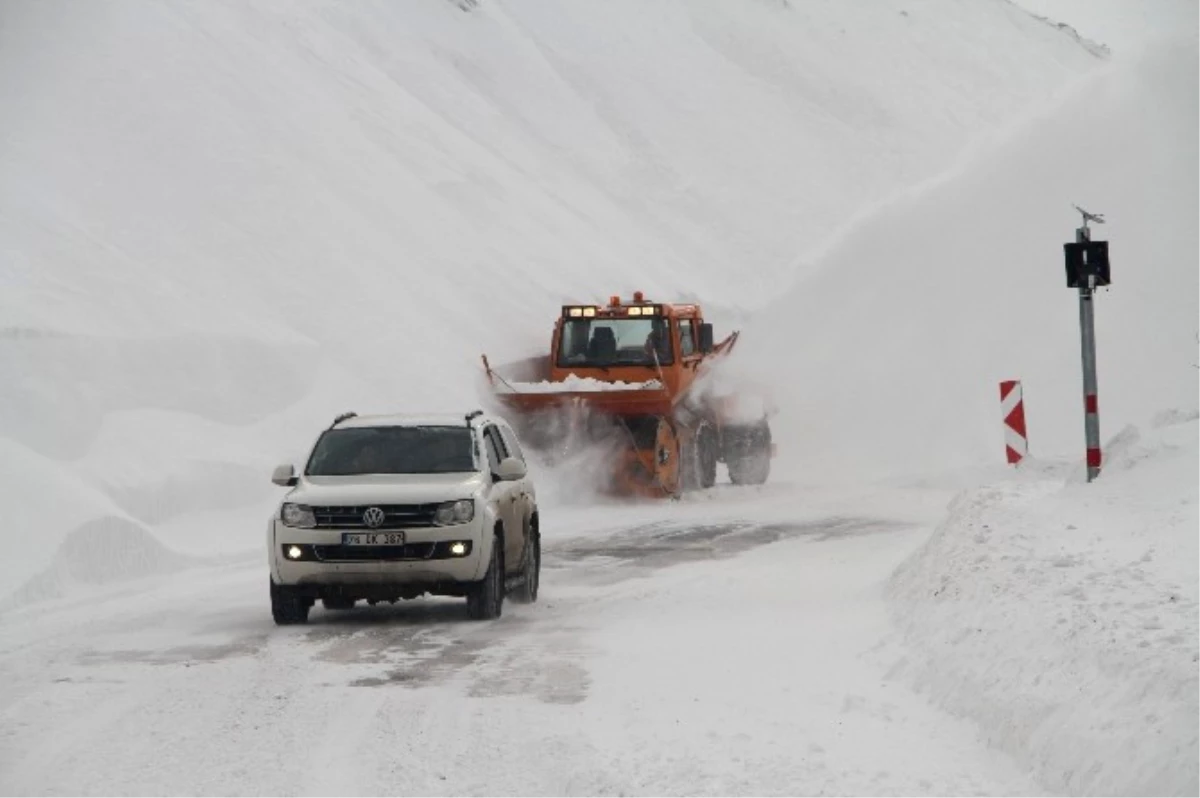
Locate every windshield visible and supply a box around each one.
[557,318,674,368]
[305,426,476,476]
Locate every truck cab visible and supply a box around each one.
[550,292,720,395]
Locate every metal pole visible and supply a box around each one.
[1076,224,1102,481]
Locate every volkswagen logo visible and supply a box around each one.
[362,507,386,529]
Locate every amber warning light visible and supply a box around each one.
[627,305,661,316]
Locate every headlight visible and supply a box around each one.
[434,499,475,526]
[281,503,316,528]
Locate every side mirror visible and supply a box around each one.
[271,463,298,487]
[698,323,715,354]
[494,457,527,482]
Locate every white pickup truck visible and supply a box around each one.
[267,410,540,624]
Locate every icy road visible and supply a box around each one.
[0,491,1038,796]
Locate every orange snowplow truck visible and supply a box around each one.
[481,291,774,499]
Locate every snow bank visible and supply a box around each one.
[0,438,141,593]
[1,516,196,612]
[887,412,1199,795]
[0,0,1104,604]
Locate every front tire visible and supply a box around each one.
[271,581,310,625]
[466,535,504,620]
[511,525,540,604]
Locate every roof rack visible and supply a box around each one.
[465,409,484,427]
[330,411,357,428]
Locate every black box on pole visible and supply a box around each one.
[1064,240,1111,288]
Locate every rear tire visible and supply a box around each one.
[728,451,770,485]
[725,421,772,486]
[511,525,540,604]
[271,581,310,625]
[466,535,504,620]
[698,424,718,489]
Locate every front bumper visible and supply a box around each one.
[269,520,486,587]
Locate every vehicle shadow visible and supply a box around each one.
[306,597,471,628]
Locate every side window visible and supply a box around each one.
[483,426,505,473]
[679,319,696,357]
[498,424,526,465]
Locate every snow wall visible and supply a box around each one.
[0,0,1109,599]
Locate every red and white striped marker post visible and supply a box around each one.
[1084,391,1101,475]
[999,380,1028,465]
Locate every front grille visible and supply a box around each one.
[311,504,439,530]
[313,543,437,562]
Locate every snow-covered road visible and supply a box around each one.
[0,499,1038,796]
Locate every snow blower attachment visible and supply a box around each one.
[481,292,775,498]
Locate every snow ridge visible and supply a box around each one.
[888,413,1199,795]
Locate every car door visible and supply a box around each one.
[498,422,535,558]
[482,425,520,571]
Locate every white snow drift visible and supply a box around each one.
[890,412,1199,796]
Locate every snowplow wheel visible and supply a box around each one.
[681,422,717,492]
[725,420,772,486]
[697,423,718,489]
[653,417,682,498]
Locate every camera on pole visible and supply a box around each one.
[1063,205,1109,482]
[1064,206,1111,288]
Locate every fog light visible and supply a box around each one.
[287,545,303,560]
[449,542,467,556]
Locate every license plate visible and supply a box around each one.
[342,532,405,546]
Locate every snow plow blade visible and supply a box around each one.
[482,355,675,417]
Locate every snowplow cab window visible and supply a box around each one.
[588,327,617,361]
[557,318,674,367]
[679,319,696,357]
